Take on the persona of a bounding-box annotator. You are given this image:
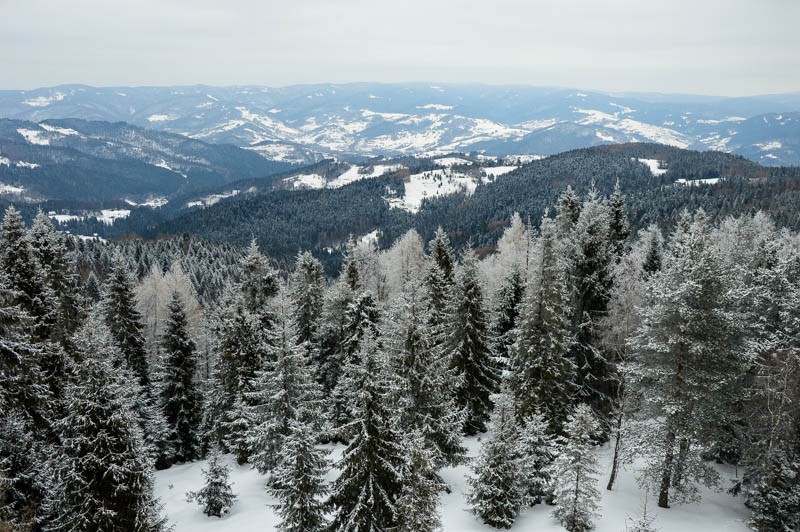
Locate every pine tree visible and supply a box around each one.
[290,251,325,348]
[551,404,601,532]
[625,210,746,508]
[395,430,442,532]
[326,331,405,532]
[386,273,465,471]
[467,392,526,529]
[46,321,168,531]
[607,179,631,260]
[160,291,203,463]
[189,447,237,518]
[509,217,575,434]
[248,288,325,474]
[240,239,279,320]
[269,418,329,532]
[491,266,525,366]
[518,412,557,506]
[448,249,498,435]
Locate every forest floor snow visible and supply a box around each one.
[155,436,751,531]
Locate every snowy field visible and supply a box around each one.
[155,436,750,531]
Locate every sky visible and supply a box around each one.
[1,0,798,96]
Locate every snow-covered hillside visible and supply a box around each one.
[155,436,750,531]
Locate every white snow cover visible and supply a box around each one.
[418,103,454,110]
[17,128,50,145]
[285,173,327,190]
[595,131,616,142]
[124,197,169,208]
[155,436,749,531]
[0,155,10,166]
[148,114,178,122]
[696,117,747,125]
[22,92,65,107]
[435,157,473,167]
[40,123,80,136]
[97,209,131,225]
[756,140,782,151]
[0,183,25,195]
[15,161,40,169]
[676,178,722,186]
[187,190,242,208]
[50,214,85,224]
[482,166,517,178]
[637,158,668,176]
[573,108,691,148]
[327,164,404,188]
[387,168,479,213]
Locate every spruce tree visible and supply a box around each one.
[269,418,329,532]
[467,392,527,529]
[290,251,325,348]
[160,291,203,463]
[395,430,442,532]
[519,412,557,506]
[551,404,601,532]
[448,249,498,435]
[326,331,405,532]
[509,217,575,434]
[625,210,746,508]
[47,321,168,531]
[189,447,237,518]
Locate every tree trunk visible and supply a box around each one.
[606,408,624,490]
[658,421,676,508]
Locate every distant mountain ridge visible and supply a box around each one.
[0,118,293,201]
[0,83,798,165]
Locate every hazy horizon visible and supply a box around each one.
[2,0,798,97]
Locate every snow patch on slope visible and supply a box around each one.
[22,92,65,107]
[637,158,668,176]
[17,128,50,145]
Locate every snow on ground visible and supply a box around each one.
[15,161,40,169]
[284,173,327,190]
[756,140,782,151]
[17,128,50,145]
[156,436,749,531]
[187,190,242,208]
[637,158,668,176]
[327,164,404,188]
[418,103,454,110]
[22,92,65,107]
[154,160,188,178]
[40,123,80,136]
[0,183,25,195]
[504,154,545,164]
[387,168,479,213]
[675,178,723,186]
[148,114,177,122]
[50,213,85,224]
[124,197,169,208]
[482,166,517,178]
[97,209,131,225]
[596,131,616,142]
[358,229,381,247]
[435,157,473,167]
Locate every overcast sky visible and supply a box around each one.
[1,0,798,96]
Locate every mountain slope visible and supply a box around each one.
[0,118,294,201]
[1,84,798,165]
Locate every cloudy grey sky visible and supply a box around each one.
[1,0,798,96]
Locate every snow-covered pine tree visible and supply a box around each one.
[625,210,746,508]
[316,255,357,394]
[247,287,325,474]
[268,418,329,532]
[467,391,527,529]
[428,227,455,286]
[240,239,279,322]
[491,265,525,367]
[290,251,325,349]
[46,320,168,531]
[509,216,576,434]
[386,272,466,471]
[551,404,601,532]
[518,412,557,506]
[395,430,442,532]
[28,210,84,345]
[448,248,498,435]
[189,446,236,518]
[607,179,631,260]
[160,291,203,463]
[326,330,405,532]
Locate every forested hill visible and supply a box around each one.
[147,143,800,270]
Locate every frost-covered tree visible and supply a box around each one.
[518,412,557,506]
[467,392,527,529]
[326,331,405,532]
[269,418,329,532]
[189,447,236,518]
[46,321,168,531]
[240,239,279,321]
[395,430,442,532]
[625,210,746,508]
[509,217,575,434]
[448,248,498,435]
[247,288,324,474]
[385,273,465,470]
[160,291,203,463]
[551,404,601,532]
[290,251,325,349]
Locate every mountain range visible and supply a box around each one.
[1,83,798,166]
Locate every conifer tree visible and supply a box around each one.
[326,331,405,532]
[519,412,557,506]
[386,274,465,470]
[509,217,575,434]
[47,321,168,531]
[491,266,525,365]
[551,404,601,532]
[448,249,498,435]
[269,418,329,532]
[160,291,203,463]
[189,447,236,518]
[467,392,527,529]
[290,251,325,349]
[248,288,324,474]
[625,210,746,508]
[240,239,279,320]
[395,430,442,532]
